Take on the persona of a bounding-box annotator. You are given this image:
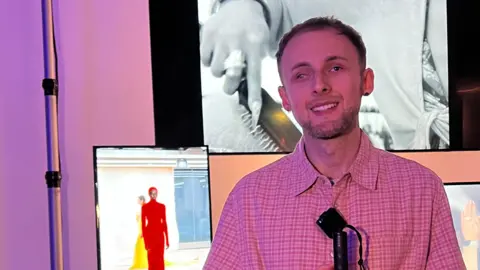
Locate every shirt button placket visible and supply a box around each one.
[323,178,334,207]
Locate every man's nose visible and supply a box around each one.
[312,74,331,95]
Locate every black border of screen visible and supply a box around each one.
[92,145,213,270]
[148,0,480,153]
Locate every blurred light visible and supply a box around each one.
[176,158,188,168]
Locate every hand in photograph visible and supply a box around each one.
[200,0,269,125]
[461,200,480,241]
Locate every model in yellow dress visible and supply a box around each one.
[130,196,149,270]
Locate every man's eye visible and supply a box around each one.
[331,66,342,72]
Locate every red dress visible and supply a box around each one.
[141,200,169,270]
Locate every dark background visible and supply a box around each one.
[148,0,480,151]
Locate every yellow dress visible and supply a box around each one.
[130,213,149,269]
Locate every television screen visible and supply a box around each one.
[198,0,450,153]
[208,150,480,268]
[94,146,212,270]
[445,183,480,270]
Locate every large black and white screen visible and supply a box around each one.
[198,0,449,153]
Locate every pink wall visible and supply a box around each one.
[0,0,155,269]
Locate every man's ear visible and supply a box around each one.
[362,68,374,96]
[278,86,291,111]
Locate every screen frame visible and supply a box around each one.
[92,145,213,270]
[147,0,480,152]
[207,149,480,234]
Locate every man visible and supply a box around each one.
[203,17,465,269]
[142,187,170,270]
[200,0,449,151]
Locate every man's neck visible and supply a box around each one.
[303,128,362,179]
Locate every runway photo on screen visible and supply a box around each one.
[198,0,449,153]
[94,147,211,270]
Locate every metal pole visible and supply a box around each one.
[41,0,64,269]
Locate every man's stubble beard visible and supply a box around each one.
[301,106,358,140]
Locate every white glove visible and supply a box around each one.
[200,0,270,125]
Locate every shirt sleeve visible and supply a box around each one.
[162,205,169,245]
[204,191,242,269]
[426,177,466,270]
[261,0,292,56]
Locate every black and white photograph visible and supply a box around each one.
[198,0,449,153]
[445,183,480,270]
[94,147,211,270]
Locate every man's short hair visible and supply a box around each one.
[275,16,367,70]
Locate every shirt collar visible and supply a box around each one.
[285,131,380,196]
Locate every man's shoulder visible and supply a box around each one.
[377,149,435,174]
[230,154,294,196]
[375,148,443,188]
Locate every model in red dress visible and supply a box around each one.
[141,187,170,270]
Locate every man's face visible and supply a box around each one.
[278,28,374,140]
[149,190,157,200]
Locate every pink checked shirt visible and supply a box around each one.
[204,133,466,269]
